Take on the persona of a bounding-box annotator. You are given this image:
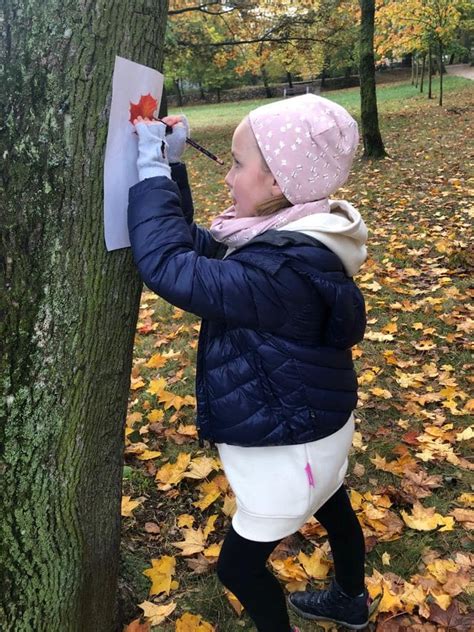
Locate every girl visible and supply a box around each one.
[128,94,369,631]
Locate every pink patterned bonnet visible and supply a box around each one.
[248,93,359,205]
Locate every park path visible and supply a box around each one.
[445,63,474,80]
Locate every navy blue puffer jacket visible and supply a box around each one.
[128,163,366,447]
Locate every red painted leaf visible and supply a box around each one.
[129,93,158,123]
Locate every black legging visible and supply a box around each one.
[216,484,365,632]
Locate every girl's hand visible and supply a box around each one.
[160,114,190,164]
[133,117,171,182]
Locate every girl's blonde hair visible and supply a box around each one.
[254,158,292,216]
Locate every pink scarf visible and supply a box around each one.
[209,198,330,250]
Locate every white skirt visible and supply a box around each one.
[216,413,355,542]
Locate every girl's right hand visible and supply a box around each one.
[160,114,190,164]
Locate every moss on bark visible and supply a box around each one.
[0,1,169,630]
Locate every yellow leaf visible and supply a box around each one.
[138,600,176,625]
[177,514,195,528]
[143,556,176,596]
[193,480,221,510]
[381,552,391,566]
[185,456,220,480]
[382,322,398,334]
[221,494,237,517]
[401,502,453,531]
[431,591,452,610]
[456,426,473,441]
[147,409,165,422]
[175,612,215,632]
[130,377,146,390]
[147,377,167,395]
[203,542,222,558]
[370,387,392,399]
[127,411,143,427]
[426,558,459,583]
[365,331,394,342]
[297,549,331,579]
[203,514,218,540]
[457,493,474,507]
[177,423,197,437]
[352,431,366,450]
[137,450,162,461]
[224,589,244,616]
[270,557,307,582]
[121,496,143,518]
[144,353,168,369]
[173,528,205,556]
[155,452,191,490]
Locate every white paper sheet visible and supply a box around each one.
[104,56,164,251]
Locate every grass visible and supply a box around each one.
[121,78,474,631]
[169,75,472,127]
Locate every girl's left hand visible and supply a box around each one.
[133,114,189,165]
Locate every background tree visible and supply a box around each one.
[359,0,387,157]
[375,0,471,105]
[0,1,168,630]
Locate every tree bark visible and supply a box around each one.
[428,45,433,99]
[260,65,272,98]
[420,53,426,93]
[359,0,386,158]
[174,78,183,106]
[0,1,168,630]
[438,40,443,106]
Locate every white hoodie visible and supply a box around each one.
[280,199,368,277]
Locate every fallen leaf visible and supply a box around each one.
[138,600,176,626]
[143,556,177,596]
[175,612,215,631]
[121,495,143,518]
[401,502,454,532]
[172,528,206,556]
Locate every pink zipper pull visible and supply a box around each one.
[305,462,315,487]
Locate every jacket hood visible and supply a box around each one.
[279,199,368,277]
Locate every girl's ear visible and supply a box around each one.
[270,177,283,198]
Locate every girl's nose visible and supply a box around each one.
[224,169,232,188]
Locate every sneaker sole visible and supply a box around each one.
[288,596,369,630]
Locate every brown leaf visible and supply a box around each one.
[428,600,474,630]
[400,469,443,500]
[123,618,151,632]
[186,554,214,575]
[449,508,474,529]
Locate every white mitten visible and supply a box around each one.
[166,115,190,164]
[135,121,171,181]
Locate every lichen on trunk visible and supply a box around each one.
[0,1,169,630]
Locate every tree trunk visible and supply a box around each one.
[414,53,419,88]
[260,65,272,98]
[174,78,183,106]
[198,81,205,99]
[359,0,386,158]
[411,53,415,85]
[428,45,433,99]
[0,1,168,630]
[159,83,169,118]
[438,40,443,106]
[287,71,294,88]
[420,53,426,93]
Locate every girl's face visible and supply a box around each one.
[225,118,282,218]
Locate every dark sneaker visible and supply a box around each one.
[288,579,369,630]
